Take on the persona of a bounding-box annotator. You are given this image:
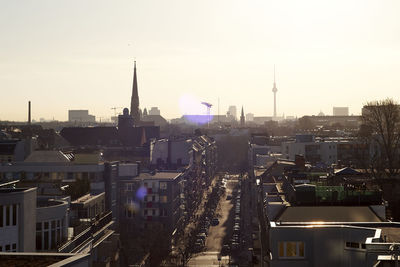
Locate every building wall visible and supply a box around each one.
[269,225,377,267]
[333,107,349,116]
[68,110,96,123]
[150,140,168,165]
[170,140,192,166]
[0,163,104,183]
[36,199,69,251]
[0,188,36,252]
[282,142,338,165]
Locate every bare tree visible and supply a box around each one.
[361,98,400,178]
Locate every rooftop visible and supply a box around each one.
[136,171,182,180]
[71,192,104,205]
[276,206,382,223]
[380,227,400,243]
[0,252,89,267]
[24,151,70,163]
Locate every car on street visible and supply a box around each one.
[221,244,230,255]
[211,218,219,226]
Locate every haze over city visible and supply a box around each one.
[1,0,400,121]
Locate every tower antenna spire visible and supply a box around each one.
[272,64,278,118]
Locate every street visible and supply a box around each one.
[188,174,253,266]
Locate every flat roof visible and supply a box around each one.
[136,172,182,180]
[380,227,400,243]
[0,252,88,267]
[277,206,382,223]
[71,192,104,205]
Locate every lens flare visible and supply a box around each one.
[136,186,147,200]
[179,94,213,124]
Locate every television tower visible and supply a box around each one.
[272,65,278,118]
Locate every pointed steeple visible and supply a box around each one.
[130,61,140,123]
[240,106,245,127]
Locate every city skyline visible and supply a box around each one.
[1,0,400,121]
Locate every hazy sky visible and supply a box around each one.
[1,0,400,121]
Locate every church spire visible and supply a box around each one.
[240,106,245,127]
[130,61,140,122]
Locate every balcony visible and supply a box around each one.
[58,211,113,253]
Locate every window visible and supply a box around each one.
[44,231,49,250]
[6,205,10,226]
[160,196,168,203]
[12,243,16,252]
[144,182,148,188]
[36,231,42,250]
[51,229,56,248]
[152,195,156,201]
[12,204,17,225]
[144,209,148,215]
[125,183,133,191]
[152,209,156,215]
[345,242,359,249]
[44,221,49,229]
[160,209,168,217]
[36,222,42,231]
[278,241,305,258]
[0,205,3,227]
[160,182,167,190]
[5,244,10,252]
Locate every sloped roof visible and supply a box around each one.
[277,206,382,223]
[334,167,361,175]
[24,151,71,163]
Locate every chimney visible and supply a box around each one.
[28,101,31,124]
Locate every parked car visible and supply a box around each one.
[197,233,207,242]
[231,242,240,250]
[221,244,230,255]
[211,218,219,226]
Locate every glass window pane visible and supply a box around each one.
[12,204,17,225]
[286,242,297,257]
[36,222,42,231]
[6,205,10,226]
[44,232,49,250]
[51,230,56,248]
[36,232,42,250]
[0,205,3,227]
[299,242,305,257]
[278,242,284,257]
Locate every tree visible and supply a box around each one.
[297,116,315,130]
[361,98,400,178]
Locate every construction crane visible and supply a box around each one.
[201,102,212,128]
[111,107,123,116]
